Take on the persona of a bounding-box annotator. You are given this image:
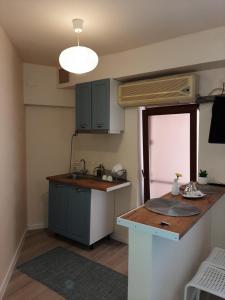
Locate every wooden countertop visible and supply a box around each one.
[47,174,131,192]
[117,185,225,241]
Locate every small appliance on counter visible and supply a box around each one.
[111,163,127,181]
[92,163,127,182]
[94,164,105,177]
[182,181,206,199]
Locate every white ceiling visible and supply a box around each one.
[0,0,225,66]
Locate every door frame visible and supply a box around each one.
[142,104,199,201]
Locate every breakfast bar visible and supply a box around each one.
[117,186,225,300]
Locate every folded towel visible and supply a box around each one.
[208,96,225,144]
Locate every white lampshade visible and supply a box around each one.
[59,46,98,74]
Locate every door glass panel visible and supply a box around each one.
[149,113,190,198]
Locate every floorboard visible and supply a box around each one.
[3,229,128,299]
[5,230,218,299]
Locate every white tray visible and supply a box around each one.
[182,192,206,199]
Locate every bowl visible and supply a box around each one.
[112,163,123,174]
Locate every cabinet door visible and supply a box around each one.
[91,79,110,130]
[48,182,68,235]
[67,187,91,245]
[76,82,92,130]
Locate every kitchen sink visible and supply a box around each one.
[65,173,126,183]
[65,173,102,181]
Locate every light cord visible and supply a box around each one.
[77,33,80,46]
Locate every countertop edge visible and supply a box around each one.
[47,174,131,192]
[117,191,225,241]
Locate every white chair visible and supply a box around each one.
[205,247,225,270]
[184,262,225,300]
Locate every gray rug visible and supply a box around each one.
[18,247,127,300]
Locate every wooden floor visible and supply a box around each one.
[3,229,128,300]
[4,230,220,300]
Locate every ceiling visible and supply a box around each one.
[0,0,225,66]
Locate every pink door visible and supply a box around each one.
[142,105,198,201]
[149,113,190,198]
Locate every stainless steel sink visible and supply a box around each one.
[65,173,126,183]
[65,173,102,181]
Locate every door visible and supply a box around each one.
[67,186,91,245]
[149,113,190,198]
[76,82,92,130]
[48,182,68,235]
[91,79,110,130]
[142,104,198,201]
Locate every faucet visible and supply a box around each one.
[80,159,88,175]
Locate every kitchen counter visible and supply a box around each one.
[117,185,225,300]
[47,173,131,246]
[118,186,225,241]
[47,173,131,192]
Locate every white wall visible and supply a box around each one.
[197,68,225,184]
[26,105,74,228]
[68,26,225,85]
[196,68,225,249]
[24,63,74,107]
[0,26,26,298]
[24,63,75,228]
[25,62,225,244]
[71,68,225,242]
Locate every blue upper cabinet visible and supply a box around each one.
[92,79,110,130]
[75,79,124,134]
[76,82,92,130]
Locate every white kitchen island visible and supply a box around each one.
[117,187,225,300]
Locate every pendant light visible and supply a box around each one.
[59,19,98,74]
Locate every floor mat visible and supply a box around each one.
[18,247,127,300]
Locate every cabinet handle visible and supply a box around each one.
[97,124,103,128]
[56,184,65,187]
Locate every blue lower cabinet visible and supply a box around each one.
[48,182,68,236]
[67,186,91,245]
[48,182,91,245]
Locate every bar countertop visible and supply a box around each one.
[117,185,225,241]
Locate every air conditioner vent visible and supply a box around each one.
[118,74,198,107]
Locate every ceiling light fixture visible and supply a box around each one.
[59,19,98,74]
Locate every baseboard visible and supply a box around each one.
[0,229,27,300]
[111,231,128,244]
[27,223,47,230]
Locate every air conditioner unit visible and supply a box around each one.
[118,74,198,107]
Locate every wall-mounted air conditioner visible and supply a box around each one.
[118,74,198,107]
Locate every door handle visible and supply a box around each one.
[142,170,148,179]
